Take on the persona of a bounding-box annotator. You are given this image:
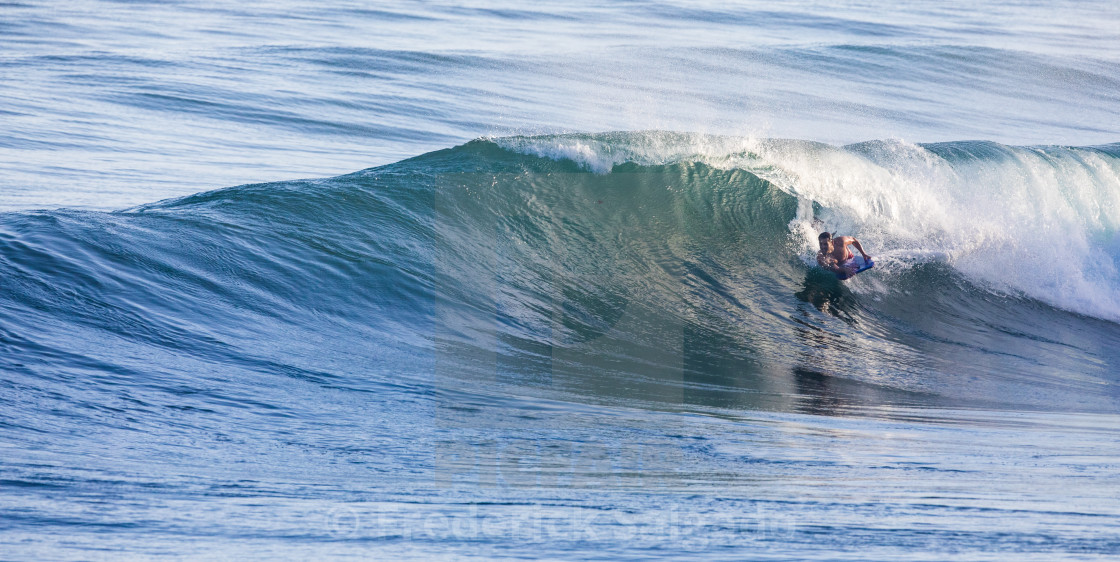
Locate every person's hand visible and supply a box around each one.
[862,254,871,261]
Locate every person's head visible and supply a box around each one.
[818,232,832,251]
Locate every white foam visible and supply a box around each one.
[493,131,766,174]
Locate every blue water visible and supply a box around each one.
[3,1,1120,559]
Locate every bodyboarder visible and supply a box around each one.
[817,232,872,280]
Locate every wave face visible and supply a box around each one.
[501,133,1120,321]
[4,133,1119,417]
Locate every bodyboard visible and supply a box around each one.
[834,256,874,280]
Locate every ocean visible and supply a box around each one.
[2,0,1120,559]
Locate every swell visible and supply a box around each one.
[1,135,1119,419]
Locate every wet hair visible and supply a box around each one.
[818,232,832,243]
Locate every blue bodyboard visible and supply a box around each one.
[835,256,874,280]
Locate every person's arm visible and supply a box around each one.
[817,252,839,271]
[844,237,871,261]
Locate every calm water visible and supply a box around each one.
[2,1,1120,559]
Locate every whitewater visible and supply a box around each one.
[2,0,1120,559]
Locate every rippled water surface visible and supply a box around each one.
[3,0,1119,210]
[2,1,1120,559]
